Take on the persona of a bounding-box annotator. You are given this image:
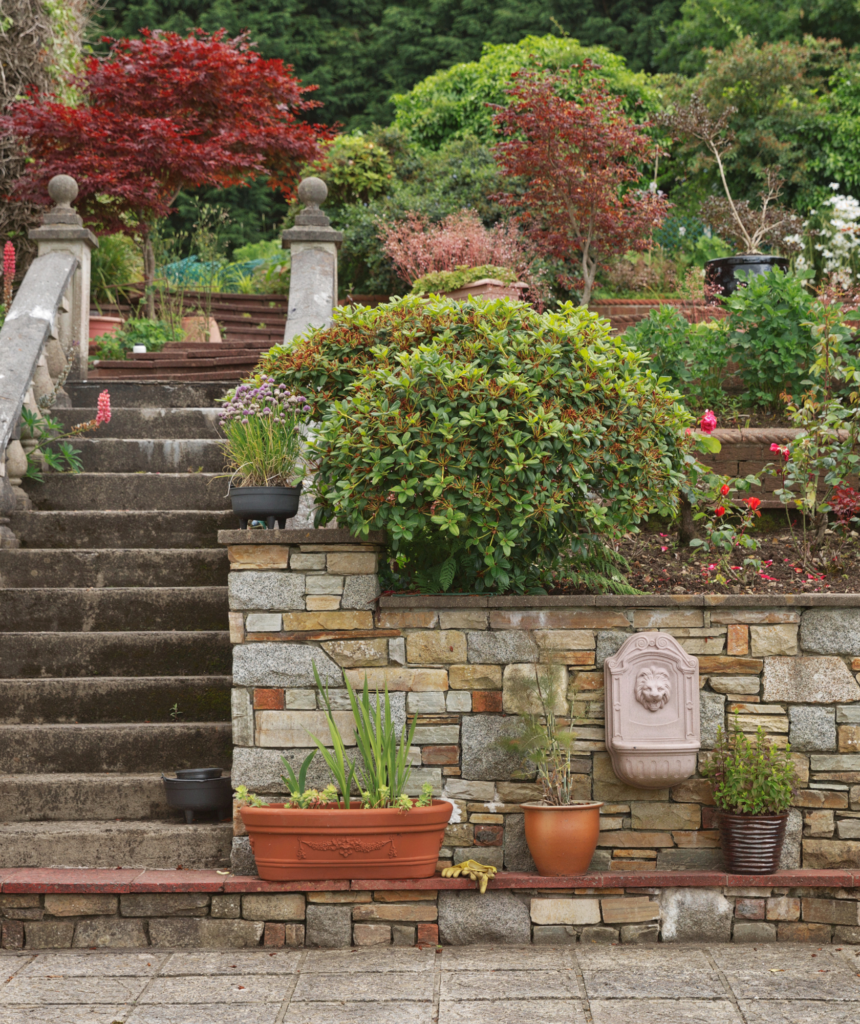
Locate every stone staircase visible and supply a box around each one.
[0,381,236,869]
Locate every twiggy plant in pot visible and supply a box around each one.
[498,670,603,875]
[700,716,798,874]
[220,376,308,528]
[236,665,451,880]
[660,95,802,296]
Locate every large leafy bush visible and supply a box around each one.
[261,296,689,593]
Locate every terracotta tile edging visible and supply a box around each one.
[3,867,859,893]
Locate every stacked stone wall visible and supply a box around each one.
[222,532,860,882]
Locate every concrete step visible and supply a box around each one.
[0,773,180,821]
[87,369,248,383]
[0,587,227,631]
[0,819,232,868]
[24,473,231,511]
[0,676,232,724]
[49,438,226,474]
[0,722,233,773]
[8,511,233,549]
[54,407,224,439]
[0,549,228,587]
[0,631,231,678]
[65,381,232,408]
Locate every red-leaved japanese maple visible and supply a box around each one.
[0,29,332,307]
[493,66,669,304]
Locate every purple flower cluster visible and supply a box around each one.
[221,377,311,426]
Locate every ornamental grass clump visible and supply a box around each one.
[701,716,798,816]
[261,295,690,593]
[219,376,308,487]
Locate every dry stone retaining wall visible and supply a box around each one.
[4,886,860,949]
[222,531,860,883]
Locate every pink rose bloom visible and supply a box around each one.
[700,410,717,434]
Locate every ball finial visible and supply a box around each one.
[297,177,327,210]
[48,175,79,209]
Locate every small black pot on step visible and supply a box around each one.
[162,767,232,824]
[718,811,788,874]
[230,484,302,529]
[705,254,789,298]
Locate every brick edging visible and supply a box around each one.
[3,867,858,894]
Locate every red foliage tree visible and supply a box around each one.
[0,29,332,306]
[492,66,669,304]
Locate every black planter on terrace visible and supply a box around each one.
[705,255,789,298]
[230,484,302,529]
[162,767,233,824]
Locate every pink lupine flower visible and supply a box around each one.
[2,241,14,307]
[96,390,111,425]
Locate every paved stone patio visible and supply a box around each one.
[1,943,860,1022]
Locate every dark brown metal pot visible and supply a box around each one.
[718,811,788,874]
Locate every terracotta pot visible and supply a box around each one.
[718,811,788,874]
[88,315,124,353]
[239,799,452,881]
[181,315,222,344]
[521,801,604,876]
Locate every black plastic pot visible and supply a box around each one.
[162,768,233,824]
[230,484,302,529]
[705,255,789,298]
[718,811,788,874]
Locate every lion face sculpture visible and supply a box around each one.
[634,667,672,712]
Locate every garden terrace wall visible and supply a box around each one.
[4,869,860,948]
[222,529,860,884]
[589,299,727,334]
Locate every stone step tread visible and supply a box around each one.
[54,407,224,439]
[24,473,232,511]
[87,370,247,382]
[0,676,232,724]
[0,630,232,679]
[0,586,227,632]
[0,721,233,774]
[0,820,232,870]
[0,548,228,587]
[65,382,232,408]
[46,438,226,474]
[0,773,189,822]
[8,511,234,549]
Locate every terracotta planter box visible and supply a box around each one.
[443,279,528,302]
[240,800,451,881]
[88,315,124,354]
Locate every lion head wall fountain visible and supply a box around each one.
[604,632,701,789]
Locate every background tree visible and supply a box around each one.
[493,68,669,304]
[0,28,330,309]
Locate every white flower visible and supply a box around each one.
[648,180,657,193]
[830,182,841,190]
[678,225,686,236]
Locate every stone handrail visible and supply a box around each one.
[0,175,96,538]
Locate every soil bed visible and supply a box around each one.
[551,528,860,595]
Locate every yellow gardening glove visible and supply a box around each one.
[441,859,498,894]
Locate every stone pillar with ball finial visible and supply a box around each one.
[28,174,98,380]
[281,177,343,345]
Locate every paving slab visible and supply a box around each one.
[0,976,148,1004]
[291,970,434,1002]
[158,951,302,975]
[283,1004,434,1023]
[128,1006,280,1024]
[590,1000,743,1023]
[724,969,860,1000]
[0,959,31,986]
[139,975,289,1003]
[439,945,571,970]
[438,1000,587,1023]
[576,946,711,969]
[581,968,725,999]
[301,948,435,973]
[738,1002,860,1023]
[18,952,168,977]
[440,969,578,1000]
[0,1008,132,1024]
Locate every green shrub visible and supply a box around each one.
[409,265,515,295]
[91,234,143,305]
[93,318,182,362]
[701,716,798,815]
[624,307,727,409]
[723,268,857,409]
[265,296,690,593]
